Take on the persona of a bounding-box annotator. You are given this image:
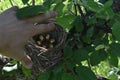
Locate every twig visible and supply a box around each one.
[9,0,14,7]
[87,59,92,69]
[76,3,84,17]
[74,0,78,16]
[31,0,35,5]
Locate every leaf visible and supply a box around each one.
[108,54,118,67]
[16,5,48,19]
[82,0,103,13]
[95,44,105,50]
[38,71,50,80]
[66,60,75,70]
[22,66,31,77]
[117,71,120,75]
[61,73,74,80]
[110,43,120,57]
[50,71,62,80]
[86,26,94,38]
[94,0,114,19]
[86,16,96,25]
[43,0,55,9]
[82,36,91,43]
[104,0,113,8]
[72,16,84,33]
[74,48,89,63]
[5,60,17,67]
[63,46,73,58]
[22,0,29,4]
[76,66,97,80]
[90,49,107,66]
[56,14,75,30]
[53,2,65,16]
[112,21,120,41]
[108,71,118,80]
[95,7,114,19]
[52,61,64,74]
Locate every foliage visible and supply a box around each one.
[0,0,120,80]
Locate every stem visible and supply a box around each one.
[87,59,92,69]
[31,0,35,5]
[9,0,14,6]
[74,0,78,16]
[76,3,84,17]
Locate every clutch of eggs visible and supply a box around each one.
[34,33,56,49]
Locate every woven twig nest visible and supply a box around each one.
[25,23,67,73]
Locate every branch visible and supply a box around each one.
[74,0,78,16]
[31,0,35,5]
[9,0,14,6]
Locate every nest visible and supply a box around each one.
[25,23,67,73]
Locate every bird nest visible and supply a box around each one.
[25,23,67,73]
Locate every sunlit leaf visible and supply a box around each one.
[108,71,118,80]
[56,14,75,30]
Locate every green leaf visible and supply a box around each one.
[95,44,105,50]
[110,43,120,57]
[61,73,74,80]
[108,54,118,67]
[63,46,73,58]
[52,61,64,74]
[96,7,114,20]
[82,0,103,13]
[90,49,107,66]
[43,0,55,9]
[50,71,62,80]
[85,16,96,25]
[117,71,120,75]
[38,71,50,80]
[95,0,114,19]
[54,2,65,16]
[108,71,118,80]
[22,66,31,77]
[5,60,17,67]
[82,36,91,43]
[104,0,113,8]
[16,5,48,19]
[56,14,75,30]
[74,48,89,63]
[22,0,29,4]
[76,66,97,80]
[87,26,94,38]
[66,60,75,70]
[72,16,84,33]
[112,21,120,41]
